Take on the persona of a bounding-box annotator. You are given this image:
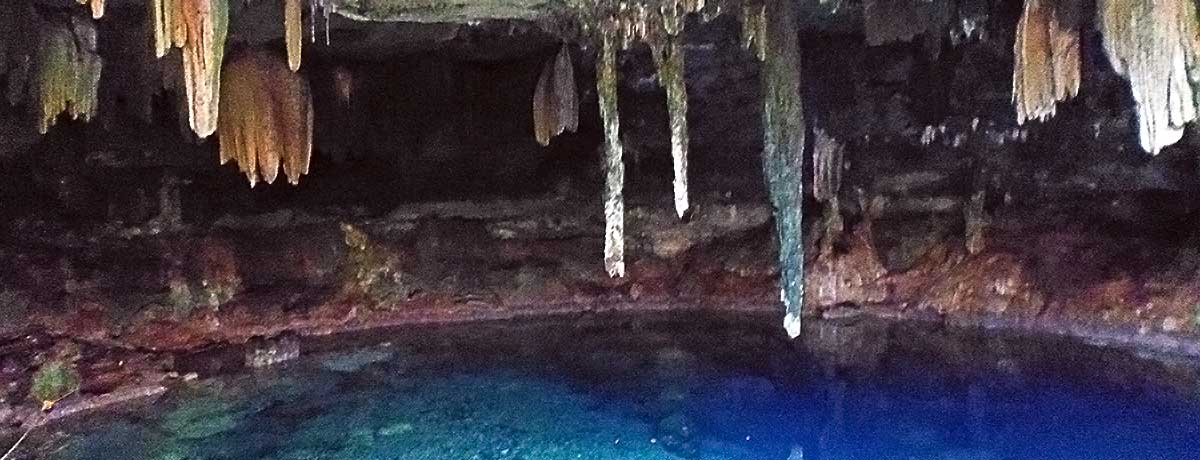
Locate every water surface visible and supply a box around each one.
[30,313,1200,460]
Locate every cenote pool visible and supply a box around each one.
[19,314,1200,460]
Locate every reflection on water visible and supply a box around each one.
[27,314,1200,460]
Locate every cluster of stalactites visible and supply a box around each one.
[149,0,229,138]
[217,51,314,187]
[611,0,704,219]
[1013,0,1081,124]
[1098,0,1200,154]
[33,16,102,134]
[533,45,579,146]
[309,0,335,45]
[606,0,706,49]
[580,1,709,278]
[76,0,105,19]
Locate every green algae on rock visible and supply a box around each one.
[29,359,81,410]
[163,271,240,320]
[339,223,421,307]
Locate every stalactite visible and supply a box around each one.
[180,0,228,138]
[76,0,105,19]
[741,2,766,61]
[761,0,806,338]
[33,17,102,134]
[862,0,952,46]
[532,45,579,146]
[952,0,990,44]
[1098,0,1200,154]
[655,37,690,218]
[1012,0,1081,124]
[150,0,175,58]
[812,128,843,259]
[285,0,303,71]
[554,45,579,136]
[533,60,554,145]
[334,65,354,105]
[149,0,229,138]
[965,190,987,255]
[217,51,313,187]
[321,0,333,45]
[618,2,650,50]
[598,19,626,278]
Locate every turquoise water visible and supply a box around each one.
[29,315,1200,460]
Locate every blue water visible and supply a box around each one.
[30,315,1200,460]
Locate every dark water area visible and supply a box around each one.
[20,313,1200,460]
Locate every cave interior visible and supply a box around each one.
[2,0,1200,431]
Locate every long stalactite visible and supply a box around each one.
[657,2,699,219]
[217,51,313,187]
[659,38,690,219]
[1098,0,1200,154]
[598,18,626,278]
[1012,0,1081,124]
[149,0,229,138]
[758,0,806,338]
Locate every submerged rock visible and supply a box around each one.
[655,413,699,458]
[318,346,395,373]
[244,334,301,368]
[159,392,245,439]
